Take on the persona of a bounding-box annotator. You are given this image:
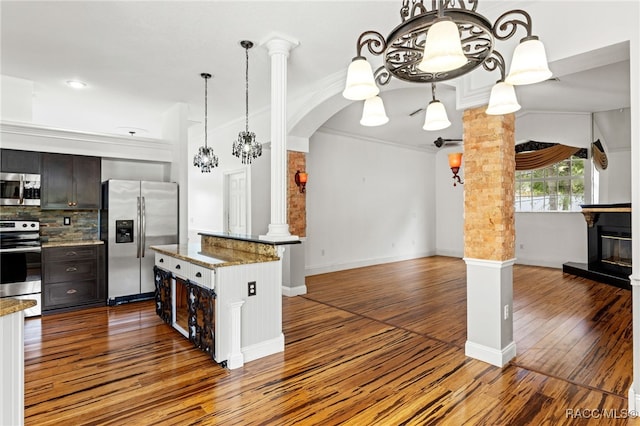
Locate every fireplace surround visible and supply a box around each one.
[563,203,632,289]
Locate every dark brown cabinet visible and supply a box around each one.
[42,244,105,313]
[0,149,41,174]
[41,153,101,209]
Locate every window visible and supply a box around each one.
[515,156,585,212]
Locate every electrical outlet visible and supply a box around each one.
[503,304,510,320]
[248,281,257,296]
[63,217,71,226]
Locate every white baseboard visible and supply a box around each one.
[305,251,435,276]
[242,333,285,363]
[282,285,307,297]
[465,340,516,367]
[434,249,463,258]
[629,384,640,411]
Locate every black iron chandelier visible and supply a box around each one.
[343,0,552,129]
[193,72,219,173]
[232,40,262,164]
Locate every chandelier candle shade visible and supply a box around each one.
[423,83,451,131]
[343,0,552,127]
[232,40,262,164]
[360,95,389,126]
[193,73,219,173]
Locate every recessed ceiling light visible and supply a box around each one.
[66,80,87,89]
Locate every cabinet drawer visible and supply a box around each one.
[44,279,99,308]
[155,252,175,269]
[155,253,188,278]
[189,264,214,289]
[45,259,97,283]
[45,246,97,262]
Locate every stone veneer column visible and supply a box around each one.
[463,106,517,367]
[261,36,299,241]
[288,151,306,237]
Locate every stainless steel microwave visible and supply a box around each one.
[0,172,41,206]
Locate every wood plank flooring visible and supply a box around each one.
[23,256,636,425]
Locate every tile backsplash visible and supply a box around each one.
[0,206,99,243]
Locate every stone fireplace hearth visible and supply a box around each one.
[563,203,632,290]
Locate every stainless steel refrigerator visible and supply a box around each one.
[101,180,178,305]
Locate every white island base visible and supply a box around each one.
[152,233,297,369]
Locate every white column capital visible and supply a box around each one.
[260,33,299,57]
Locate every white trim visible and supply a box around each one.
[242,333,285,363]
[463,257,517,268]
[465,341,516,368]
[282,285,307,297]
[435,249,463,258]
[0,120,174,162]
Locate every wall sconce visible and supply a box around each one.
[295,170,308,193]
[448,153,464,186]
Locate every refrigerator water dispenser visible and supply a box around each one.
[115,220,134,243]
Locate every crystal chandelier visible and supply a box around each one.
[193,72,219,172]
[232,40,262,164]
[344,0,552,128]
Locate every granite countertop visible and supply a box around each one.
[0,298,37,317]
[199,231,301,246]
[42,240,104,248]
[151,243,280,269]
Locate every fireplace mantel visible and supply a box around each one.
[580,203,632,227]
[564,203,632,290]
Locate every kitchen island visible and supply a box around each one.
[151,232,299,369]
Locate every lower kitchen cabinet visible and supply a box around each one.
[42,244,105,313]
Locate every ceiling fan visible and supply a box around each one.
[433,137,463,148]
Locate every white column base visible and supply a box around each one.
[629,383,640,412]
[226,300,245,369]
[465,341,517,368]
[464,257,516,367]
[261,224,298,242]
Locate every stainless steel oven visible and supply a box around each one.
[0,220,41,317]
[0,172,41,206]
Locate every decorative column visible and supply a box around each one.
[226,300,245,369]
[463,106,517,367]
[261,35,299,241]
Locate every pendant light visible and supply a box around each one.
[423,84,451,131]
[193,73,219,172]
[232,40,262,164]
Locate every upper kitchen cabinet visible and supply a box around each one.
[0,149,41,174]
[41,153,101,210]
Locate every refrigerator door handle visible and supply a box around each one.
[141,196,146,257]
[136,196,141,259]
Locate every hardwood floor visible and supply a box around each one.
[23,256,635,425]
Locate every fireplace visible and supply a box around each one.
[563,203,632,289]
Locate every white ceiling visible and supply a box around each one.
[0,1,631,149]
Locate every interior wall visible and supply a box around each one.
[187,110,271,243]
[305,130,436,276]
[435,147,464,257]
[599,150,632,204]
